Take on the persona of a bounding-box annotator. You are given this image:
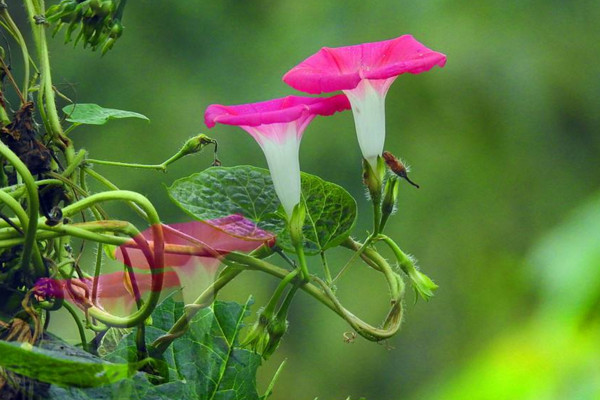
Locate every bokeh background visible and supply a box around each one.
[11,1,600,399]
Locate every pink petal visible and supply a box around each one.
[283,35,447,94]
[116,216,275,270]
[204,95,350,128]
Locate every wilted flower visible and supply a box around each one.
[35,216,274,311]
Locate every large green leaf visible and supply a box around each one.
[62,103,149,126]
[167,165,284,234]
[0,338,144,388]
[48,296,262,399]
[168,166,357,254]
[284,171,358,254]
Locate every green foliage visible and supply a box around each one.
[12,296,265,399]
[168,165,357,255]
[0,337,144,388]
[62,103,149,126]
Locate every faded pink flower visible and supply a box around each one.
[283,35,446,170]
[205,95,350,217]
[35,216,274,311]
[117,214,275,272]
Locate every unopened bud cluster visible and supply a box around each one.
[46,0,124,54]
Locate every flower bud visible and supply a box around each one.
[380,176,399,231]
[362,156,386,203]
[288,202,306,248]
[404,261,438,302]
[263,318,288,359]
[242,309,271,350]
[180,134,215,156]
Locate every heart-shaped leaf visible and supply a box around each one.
[168,166,357,254]
[45,297,263,399]
[62,104,149,126]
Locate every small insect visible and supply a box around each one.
[382,151,420,188]
[343,331,356,344]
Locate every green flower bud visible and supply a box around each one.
[380,175,399,231]
[109,21,123,39]
[403,260,438,302]
[242,309,271,350]
[98,0,115,17]
[288,202,306,248]
[362,155,386,203]
[263,318,288,359]
[181,134,215,155]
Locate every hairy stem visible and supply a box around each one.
[150,267,243,355]
[225,252,403,341]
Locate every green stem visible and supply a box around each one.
[61,149,87,179]
[83,167,148,220]
[24,0,67,144]
[373,199,382,234]
[86,159,168,172]
[0,190,44,270]
[150,267,243,355]
[91,243,103,305]
[275,283,300,320]
[339,236,382,271]
[333,235,378,283]
[0,222,132,247]
[377,234,435,301]
[262,269,299,317]
[2,179,64,197]
[52,191,163,328]
[0,2,30,101]
[0,141,43,275]
[62,301,88,352]
[377,234,413,273]
[86,134,217,172]
[320,251,332,284]
[294,241,309,282]
[225,252,403,341]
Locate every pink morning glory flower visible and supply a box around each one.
[283,35,446,171]
[205,95,350,217]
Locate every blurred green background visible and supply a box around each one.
[12,0,600,398]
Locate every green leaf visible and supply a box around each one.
[97,328,131,357]
[284,171,358,254]
[167,165,284,234]
[168,166,357,255]
[0,338,143,388]
[105,296,261,399]
[62,104,149,125]
[43,297,263,399]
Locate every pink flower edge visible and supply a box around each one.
[204,94,350,128]
[117,215,275,270]
[282,35,447,94]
